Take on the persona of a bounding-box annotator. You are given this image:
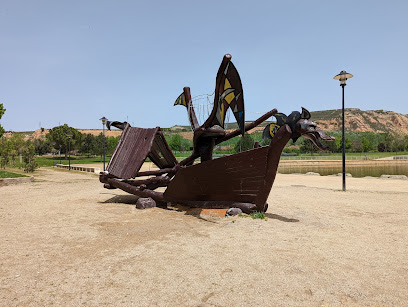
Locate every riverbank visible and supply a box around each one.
[278,159,408,177]
[1,167,407,305]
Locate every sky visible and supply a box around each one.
[1,0,407,131]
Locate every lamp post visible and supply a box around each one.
[333,70,353,191]
[67,134,72,171]
[99,117,108,171]
[59,144,62,164]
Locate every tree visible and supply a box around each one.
[7,134,25,167]
[300,139,315,154]
[361,137,371,152]
[106,136,120,155]
[169,134,183,151]
[0,104,5,138]
[389,133,406,153]
[93,133,105,161]
[235,133,254,152]
[81,134,95,157]
[33,136,51,155]
[0,137,10,169]
[46,124,82,158]
[23,143,38,172]
[378,143,386,152]
[335,136,352,153]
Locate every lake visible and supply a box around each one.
[278,160,408,177]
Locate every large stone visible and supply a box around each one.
[135,197,156,209]
[306,172,320,176]
[226,208,243,216]
[380,174,408,180]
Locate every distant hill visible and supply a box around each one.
[310,108,408,135]
[5,109,408,141]
[168,108,408,136]
[3,128,122,140]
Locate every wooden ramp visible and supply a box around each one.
[106,126,177,179]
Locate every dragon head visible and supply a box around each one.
[294,118,334,151]
[263,107,334,151]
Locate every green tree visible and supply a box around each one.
[46,124,81,158]
[33,136,51,155]
[0,137,10,169]
[234,133,254,152]
[93,133,105,161]
[335,136,352,152]
[81,133,95,157]
[106,136,120,155]
[389,133,406,153]
[6,134,25,167]
[361,137,371,152]
[0,104,5,138]
[169,134,183,151]
[378,142,386,152]
[300,138,315,154]
[23,143,38,172]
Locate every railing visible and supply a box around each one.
[56,164,100,174]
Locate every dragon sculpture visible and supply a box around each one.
[99,54,334,213]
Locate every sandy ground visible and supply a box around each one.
[1,165,407,306]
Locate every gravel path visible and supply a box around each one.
[1,166,407,306]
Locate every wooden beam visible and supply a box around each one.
[216,109,278,145]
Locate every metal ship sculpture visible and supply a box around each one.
[100,54,334,213]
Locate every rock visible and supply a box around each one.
[336,173,352,177]
[135,197,156,209]
[380,175,408,180]
[306,172,320,176]
[226,208,243,216]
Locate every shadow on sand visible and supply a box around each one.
[265,213,299,223]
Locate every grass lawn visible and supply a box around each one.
[0,171,28,178]
[9,150,406,169]
[35,155,111,167]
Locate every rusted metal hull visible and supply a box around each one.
[101,124,292,213]
[164,125,291,211]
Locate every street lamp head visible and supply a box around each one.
[99,116,108,125]
[334,70,353,86]
[67,134,72,139]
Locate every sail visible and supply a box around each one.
[173,87,199,130]
[174,92,187,107]
[203,54,245,135]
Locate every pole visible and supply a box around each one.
[68,138,71,171]
[103,123,106,171]
[341,84,346,191]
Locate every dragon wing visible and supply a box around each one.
[203,54,245,135]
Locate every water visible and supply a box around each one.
[278,161,408,177]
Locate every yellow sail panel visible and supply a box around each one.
[225,92,235,104]
[224,78,231,90]
[269,123,280,137]
[174,93,187,107]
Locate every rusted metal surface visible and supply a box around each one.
[183,87,199,130]
[164,124,292,211]
[215,109,277,145]
[149,131,178,169]
[102,54,334,213]
[107,126,158,179]
[164,146,268,203]
[106,126,176,179]
[104,177,168,202]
